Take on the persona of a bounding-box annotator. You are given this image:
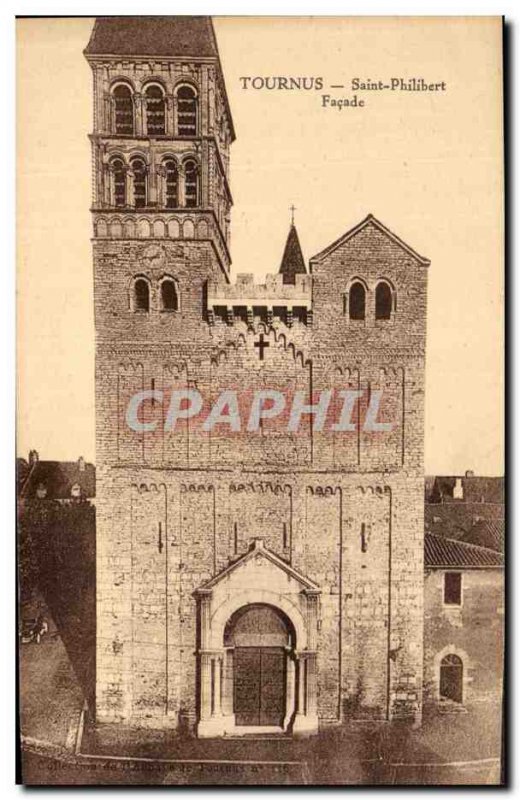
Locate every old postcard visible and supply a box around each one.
[17,15,504,785]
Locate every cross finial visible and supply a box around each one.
[290,204,297,226]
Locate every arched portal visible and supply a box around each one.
[195,541,320,738]
[224,604,294,727]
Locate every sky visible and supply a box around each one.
[17,16,504,474]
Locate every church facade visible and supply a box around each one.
[85,17,429,736]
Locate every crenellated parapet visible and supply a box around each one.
[207,272,313,326]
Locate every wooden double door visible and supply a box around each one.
[234,647,286,726]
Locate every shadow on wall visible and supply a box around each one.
[22,501,96,711]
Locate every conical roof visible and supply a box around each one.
[279,225,307,285]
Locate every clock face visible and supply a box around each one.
[142,244,165,269]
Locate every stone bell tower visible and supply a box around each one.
[84,16,236,726]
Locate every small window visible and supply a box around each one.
[184,159,199,208]
[440,654,463,703]
[164,159,179,208]
[444,572,462,605]
[145,85,166,135]
[113,85,134,135]
[111,158,126,207]
[131,157,147,208]
[71,483,81,499]
[349,281,366,321]
[176,85,198,136]
[134,278,150,312]
[160,278,178,312]
[375,281,393,320]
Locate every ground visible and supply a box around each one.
[20,612,503,785]
[18,512,503,785]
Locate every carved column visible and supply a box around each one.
[134,93,144,136]
[166,95,175,136]
[148,148,157,207]
[214,655,223,717]
[305,590,320,651]
[200,652,212,722]
[199,589,212,649]
[178,164,186,208]
[284,651,296,729]
[306,652,318,717]
[222,648,234,718]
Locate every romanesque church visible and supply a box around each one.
[85,16,428,736]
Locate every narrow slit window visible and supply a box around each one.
[361,523,368,553]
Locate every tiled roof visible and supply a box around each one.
[461,519,505,554]
[425,502,503,540]
[279,225,307,285]
[424,533,504,569]
[21,460,96,500]
[85,16,218,58]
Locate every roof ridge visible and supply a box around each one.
[310,213,430,265]
[426,531,503,555]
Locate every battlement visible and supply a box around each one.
[207,273,312,326]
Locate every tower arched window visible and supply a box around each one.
[439,654,463,704]
[176,85,198,136]
[349,281,366,321]
[184,159,199,208]
[111,158,126,207]
[112,84,134,135]
[145,84,166,135]
[375,281,393,320]
[130,157,147,208]
[160,278,179,312]
[164,159,179,208]
[133,278,150,312]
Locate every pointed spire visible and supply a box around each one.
[279,223,307,285]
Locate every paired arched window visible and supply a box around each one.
[164,159,179,208]
[145,84,166,135]
[184,158,199,208]
[346,279,395,322]
[349,281,366,321]
[113,84,134,135]
[439,654,463,703]
[111,158,126,207]
[131,157,147,208]
[131,276,180,313]
[176,85,198,136]
[160,278,179,311]
[375,281,393,320]
[133,278,150,312]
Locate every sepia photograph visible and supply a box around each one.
[16,14,504,785]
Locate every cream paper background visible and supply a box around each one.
[16,16,504,473]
